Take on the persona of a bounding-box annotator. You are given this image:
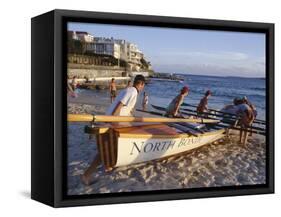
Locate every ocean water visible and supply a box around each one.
[71,74,266,120]
[143,74,266,120]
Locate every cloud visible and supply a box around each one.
[161,51,249,61]
[153,62,265,78]
[149,51,265,77]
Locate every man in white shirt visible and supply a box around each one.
[106,75,145,116]
[81,75,146,185]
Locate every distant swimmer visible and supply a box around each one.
[109,78,117,103]
[197,90,211,115]
[165,86,189,118]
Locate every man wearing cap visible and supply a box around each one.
[165,86,189,117]
[197,90,212,115]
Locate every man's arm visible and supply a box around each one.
[111,101,124,116]
[173,95,183,116]
[203,98,208,110]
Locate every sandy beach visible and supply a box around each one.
[67,93,266,195]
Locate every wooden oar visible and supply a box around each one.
[180,104,266,127]
[68,114,220,123]
[151,104,167,112]
[167,123,198,137]
[218,123,266,136]
[179,108,266,132]
[136,109,164,116]
[182,102,266,125]
[151,104,266,135]
[151,104,220,121]
[137,109,210,134]
[182,102,236,116]
[179,109,266,134]
[176,122,205,134]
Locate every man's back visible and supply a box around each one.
[106,87,138,116]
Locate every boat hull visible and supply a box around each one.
[90,124,225,169]
[115,130,225,167]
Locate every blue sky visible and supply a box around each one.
[68,22,266,78]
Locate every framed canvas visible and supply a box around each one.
[31,9,274,207]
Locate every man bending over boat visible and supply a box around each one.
[165,86,189,118]
[81,75,146,185]
[236,99,255,145]
[242,96,257,118]
[197,90,211,116]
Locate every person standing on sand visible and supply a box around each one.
[109,78,117,103]
[165,86,189,118]
[81,75,146,185]
[67,82,77,98]
[71,76,78,91]
[142,92,149,111]
[242,96,257,137]
[236,100,255,145]
[197,90,211,116]
[126,80,132,88]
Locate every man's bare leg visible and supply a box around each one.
[243,131,249,146]
[239,129,243,144]
[249,123,252,136]
[81,154,101,185]
[226,129,230,138]
[105,167,113,172]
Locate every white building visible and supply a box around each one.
[75,31,94,43]
[86,40,121,59]
[95,38,144,67]
[131,71,150,77]
[72,34,150,71]
[68,31,79,40]
[124,43,144,71]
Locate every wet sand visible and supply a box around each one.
[67,94,266,195]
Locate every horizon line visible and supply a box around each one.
[157,72,266,79]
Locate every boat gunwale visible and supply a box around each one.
[116,128,226,139]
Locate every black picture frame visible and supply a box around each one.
[31,9,274,207]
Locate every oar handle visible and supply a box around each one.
[67,114,219,123]
[68,114,94,122]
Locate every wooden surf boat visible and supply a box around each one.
[78,115,226,170]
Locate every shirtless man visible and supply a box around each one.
[165,86,189,118]
[197,90,211,116]
[71,76,78,91]
[109,78,117,103]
